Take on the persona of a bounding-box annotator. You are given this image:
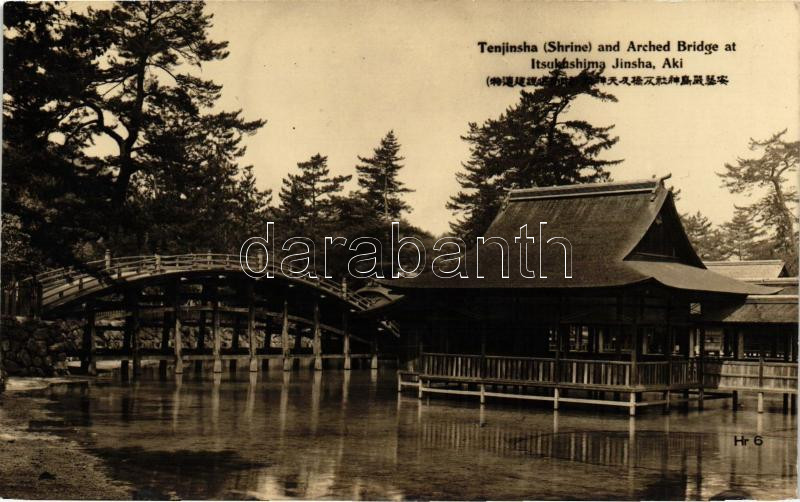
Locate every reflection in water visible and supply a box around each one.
[245,372,257,425]
[171,374,182,431]
[31,368,796,500]
[311,371,321,433]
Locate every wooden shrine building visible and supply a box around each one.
[377,178,797,414]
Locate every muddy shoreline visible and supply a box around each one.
[0,379,132,500]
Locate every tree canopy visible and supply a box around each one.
[2,1,269,282]
[447,69,621,242]
[277,153,351,237]
[718,130,799,272]
[355,131,413,220]
[680,211,726,261]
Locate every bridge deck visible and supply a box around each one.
[3,253,399,378]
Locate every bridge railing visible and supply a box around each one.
[2,253,382,320]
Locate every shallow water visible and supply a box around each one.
[25,368,798,500]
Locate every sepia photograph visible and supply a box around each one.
[0,1,798,500]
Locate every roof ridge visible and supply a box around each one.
[704,259,786,265]
[508,178,661,201]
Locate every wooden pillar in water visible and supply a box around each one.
[629,391,636,416]
[554,324,562,410]
[783,330,790,412]
[293,317,302,369]
[371,339,379,370]
[342,310,351,371]
[281,300,292,371]
[757,353,765,413]
[736,330,744,360]
[664,324,673,413]
[159,309,170,377]
[212,288,222,373]
[132,300,141,378]
[313,301,322,371]
[629,302,640,417]
[480,328,486,380]
[196,307,206,373]
[698,326,706,409]
[247,283,258,372]
[230,315,240,372]
[122,289,141,379]
[173,288,184,374]
[82,308,96,376]
[160,285,175,375]
[121,297,130,379]
[341,278,351,370]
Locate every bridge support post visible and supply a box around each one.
[196,309,206,373]
[231,315,240,372]
[212,294,222,374]
[293,321,302,370]
[171,285,184,374]
[121,323,130,378]
[313,302,322,371]
[281,300,291,371]
[122,290,140,380]
[131,297,141,378]
[159,310,170,378]
[342,311,351,371]
[371,340,378,370]
[81,309,96,376]
[247,283,258,373]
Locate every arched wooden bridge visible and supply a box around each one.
[2,253,400,377]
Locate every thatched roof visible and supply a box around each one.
[745,277,798,295]
[704,260,789,281]
[385,179,775,295]
[702,295,798,323]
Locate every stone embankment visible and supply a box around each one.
[0,317,81,378]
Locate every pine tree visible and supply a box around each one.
[278,154,351,236]
[230,165,273,246]
[278,176,310,237]
[719,208,769,261]
[680,211,726,261]
[355,131,413,220]
[325,192,435,281]
[2,2,109,278]
[60,1,265,253]
[113,94,268,255]
[3,1,268,271]
[447,69,621,242]
[718,130,799,273]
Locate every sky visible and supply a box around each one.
[192,1,800,236]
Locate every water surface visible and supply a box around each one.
[29,368,797,500]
